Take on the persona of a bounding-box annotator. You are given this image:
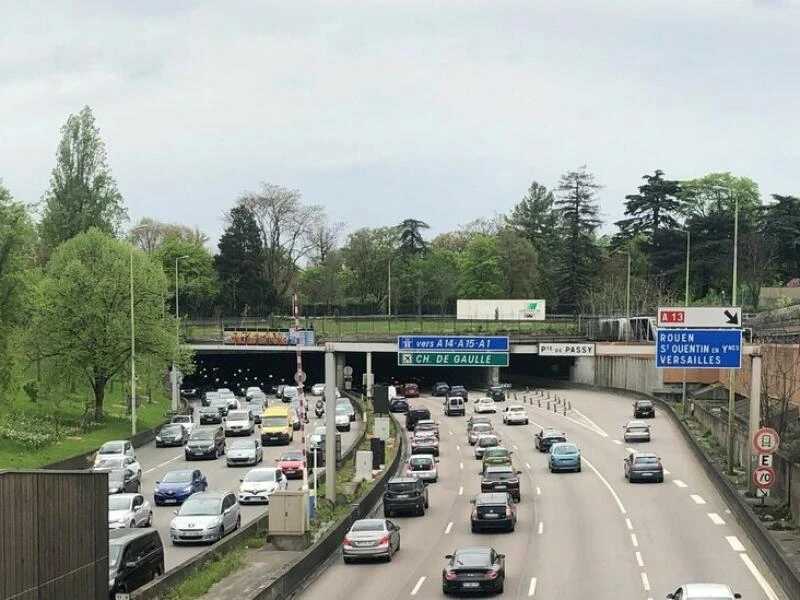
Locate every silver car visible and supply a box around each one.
[623,420,651,443]
[226,439,263,467]
[342,518,401,563]
[170,491,240,544]
[335,406,352,431]
[406,454,438,483]
[474,434,501,459]
[336,398,356,422]
[108,493,152,529]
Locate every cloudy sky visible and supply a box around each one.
[1,0,798,248]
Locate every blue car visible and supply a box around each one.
[548,442,581,473]
[153,468,208,506]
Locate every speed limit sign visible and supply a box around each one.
[753,466,776,490]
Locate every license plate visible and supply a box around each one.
[495,485,506,490]
[641,472,653,477]
[484,513,499,518]
[182,533,201,538]
[463,582,479,588]
[395,494,409,498]
[164,499,177,504]
[353,541,372,547]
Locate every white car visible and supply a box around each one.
[335,406,352,432]
[406,454,438,483]
[108,493,152,529]
[473,397,497,414]
[667,583,741,600]
[226,439,263,467]
[224,409,255,436]
[245,386,263,401]
[95,440,135,465]
[170,491,241,544]
[474,434,500,459]
[170,414,194,435]
[502,404,529,425]
[311,383,326,396]
[237,467,288,504]
[336,398,356,422]
[93,455,142,479]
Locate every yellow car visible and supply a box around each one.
[482,447,513,470]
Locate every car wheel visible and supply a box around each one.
[525,419,529,425]
[658,475,664,483]
[343,556,353,564]
[498,581,504,593]
[384,509,391,518]
[577,464,582,473]
[214,447,220,459]
[153,564,163,578]
[129,521,135,528]
[146,512,153,527]
[221,444,226,456]
[235,515,241,530]
[217,525,225,541]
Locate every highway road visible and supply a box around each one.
[299,389,788,599]
[128,395,362,571]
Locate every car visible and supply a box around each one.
[102,467,142,494]
[502,404,529,425]
[624,452,664,483]
[224,409,256,436]
[198,405,223,425]
[534,428,567,452]
[486,385,506,402]
[155,423,189,447]
[94,440,136,465]
[153,468,208,505]
[432,382,450,396]
[249,397,267,423]
[202,390,220,407]
[108,528,165,596]
[389,397,409,413]
[280,386,299,403]
[481,465,522,501]
[403,383,420,398]
[549,442,581,472]
[623,420,652,442]
[336,398,356,422]
[245,386,263,401]
[288,406,301,431]
[474,397,496,414]
[442,547,505,595]
[468,422,494,445]
[169,414,194,436]
[474,434,500,459]
[276,450,305,479]
[415,419,440,438]
[411,432,440,456]
[406,454,438,483]
[466,415,492,431]
[405,406,432,431]
[169,491,241,544]
[444,396,465,416]
[633,399,655,418]
[180,386,200,399]
[311,383,326,396]
[108,493,153,529]
[275,384,287,398]
[343,518,401,563]
[449,385,469,401]
[470,493,516,533]
[93,455,142,480]
[666,583,741,599]
[335,406,352,431]
[481,447,513,470]
[383,476,429,517]
[226,439,263,467]
[209,397,230,417]
[185,426,226,460]
[237,467,288,504]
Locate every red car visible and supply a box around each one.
[404,383,420,398]
[276,450,305,479]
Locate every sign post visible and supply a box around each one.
[752,427,779,501]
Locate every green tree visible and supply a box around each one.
[457,235,504,298]
[496,229,539,297]
[215,205,268,315]
[31,229,175,417]
[422,248,460,313]
[615,170,682,246]
[555,166,603,312]
[763,194,800,282]
[298,250,347,313]
[39,106,127,254]
[156,237,220,319]
[340,227,397,309]
[396,218,430,256]
[130,217,209,253]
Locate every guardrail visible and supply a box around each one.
[528,378,800,600]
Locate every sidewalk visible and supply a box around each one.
[195,549,303,599]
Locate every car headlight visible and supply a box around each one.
[155,436,162,442]
[109,576,116,588]
[116,516,129,524]
[183,485,193,493]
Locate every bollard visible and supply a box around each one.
[563,406,567,415]
[537,398,541,408]
[546,392,550,399]
[547,401,551,410]
[568,401,571,410]
[552,403,557,413]
[514,393,518,401]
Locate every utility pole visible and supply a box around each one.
[727,193,740,475]
[325,347,337,503]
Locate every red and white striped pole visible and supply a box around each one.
[292,292,309,499]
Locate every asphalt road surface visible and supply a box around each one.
[127,395,362,571]
[298,389,787,600]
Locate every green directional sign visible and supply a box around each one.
[397,352,509,367]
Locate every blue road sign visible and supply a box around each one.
[397,335,509,352]
[656,328,743,369]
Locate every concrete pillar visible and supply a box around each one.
[748,350,763,497]
[489,367,500,386]
[325,347,337,503]
[365,352,373,399]
[335,352,346,389]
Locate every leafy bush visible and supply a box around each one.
[0,410,81,450]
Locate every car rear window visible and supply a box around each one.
[552,445,577,454]
[388,481,416,493]
[635,456,658,464]
[637,401,653,407]
[409,457,433,466]
[454,552,490,566]
[628,426,649,433]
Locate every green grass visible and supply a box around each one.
[0,381,169,469]
[161,547,247,600]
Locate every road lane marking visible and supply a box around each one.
[538,521,543,535]
[411,576,426,595]
[740,553,780,600]
[449,430,454,436]
[625,447,637,454]
[631,533,639,547]
[673,480,688,488]
[583,456,627,514]
[612,440,622,445]
[726,536,745,552]
[445,522,453,534]
[157,460,174,468]
[571,407,609,437]
[625,518,633,530]
[662,469,670,475]
[528,577,537,596]
[144,467,156,474]
[641,572,651,591]
[526,462,531,470]
[458,486,463,496]
[513,444,518,450]
[708,513,725,525]
[536,486,541,495]
[459,462,464,470]
[635,551,643,567]
[456,444,460,451]
[690,494,706,505]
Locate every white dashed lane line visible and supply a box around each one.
[726,536,746,552]
[538,521,544,535]
[708,513,725,525]
[612,440,623,445]
[449,430,454,436]
[410,576,426,595]
[513,444,518,450]
[458,486,463,496]
[456,444,460,451]
[673,480,688,488]
[631,533,639,547]
[662,469,671,475]
[641,573,651,592]
[459,462,463,470]
[445,522,453,535]
[625,518,633,530]
[625,447,637,454]
[635,551,644,567]
[690,494,706,505]
[536,486,541,495]
[525,462,531,470]
[528,577,537,596]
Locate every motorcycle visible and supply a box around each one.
[314,400,325,418]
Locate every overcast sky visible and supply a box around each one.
[1,0,798,248]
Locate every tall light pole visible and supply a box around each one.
[678,229,691,413]
[612,250,632,341]
[387,258,392,317]
[129,225,147,436]
[172,255,190,412]
[726,190,740,474]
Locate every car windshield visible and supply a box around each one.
[484,469,515,481]
[262,417,287,427]
[553,445,577,455]
[200,407,218,413]
[230,440,254,449]
[99,443,124,455]
[508,406,524,412]
[635,456,658,464]
[162,470,193,483]
[388,482,416,493]
[161,425,182,434]
[172,416,190,423]
[283,388,298,398]
[191,430,214,440]
[108,496,133,511]
[351,520,385,532]
[454,552,490,566]
[280,452,303,461]
[228,411,249,421]
[108,543,123,567]
[245,470,276,482]
[485,449,507,457]
[97,458,126,469]
[179,497,221,516]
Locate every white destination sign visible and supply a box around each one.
[538,343,596,356]
[657,306,741,329]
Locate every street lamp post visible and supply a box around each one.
[129,225,147,436]
[727,192,740,474]
[172,255,190,412]
[387,258,392,317]
[678,229,691,413]
[612,250,632,341]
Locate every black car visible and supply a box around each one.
[155,424,189,447]
[198,406,223,425]
[389,397,409,413]
[179,387,200,399]
[209,398,230,417]
[449,386,469,401]
[480,465,522,501]
[432,382,450,397]
[486,386,506,402]
[442,547,505,595]
[383,477,429,517]
[470,493,517,533]
[108,528,165,597]
[406,407,431,431]
[249,399,267,423]
[184,427,226,460]
[633,399,655,418]
[105,468,141,494]
[534,428,567,453]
